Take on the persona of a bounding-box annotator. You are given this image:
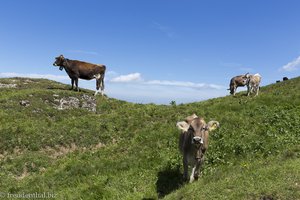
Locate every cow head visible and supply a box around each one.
[189,118,219,147]
[177,116,219,149]
[53,55,65,71]
[242,72,250,84]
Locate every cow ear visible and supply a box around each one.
[206,121,220,131]
[176,121,189,132]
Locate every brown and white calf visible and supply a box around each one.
[176,114,219,183]
[247,73,262,96]
[53,55,106,95]
[228,73,249,95]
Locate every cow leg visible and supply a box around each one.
[193,158,204,181]
[230,87,234,95]
[183,157,189,182]
[100,80,104,96]
[75,78,79,91]
[100,73,105,96]
[99,81,104,96]
[189,166,196,183]
[247,84,250,96]
[255,86,259,96]
[70,79,74,90]
[99,73,104,96]
[94,79,100,96]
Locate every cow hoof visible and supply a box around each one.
[189,178,194,183]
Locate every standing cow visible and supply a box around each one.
[53,55,106,95]
[228,73,249,95]
[176,114,219,183]
[247,73,262,96]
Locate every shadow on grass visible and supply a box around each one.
[156,165,184,199]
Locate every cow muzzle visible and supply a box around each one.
[53,63,63,70]
[192,136,203,145]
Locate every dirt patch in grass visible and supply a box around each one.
[40,142,106,159]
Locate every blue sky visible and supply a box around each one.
[1,0,300,104]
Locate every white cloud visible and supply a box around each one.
[0,72,69,81]
[281,56,300,71]
[110,73,142,83]
[145,80,225,90]
[106,83,227,104]
[0,71,228,104]
[109,73,225,90]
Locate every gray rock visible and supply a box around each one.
[20,100,30,107]
[0,83,17,88]
[52,94,96,112]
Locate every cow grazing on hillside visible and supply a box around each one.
[228,73,249,95]
[53,55,106,95]
[247,73,262,96]
[176,114,219,183]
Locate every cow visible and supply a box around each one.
[176,114,219,183]
[53,55,106,95]
[228,73,249,95]
[247,73,262,96]
[283,77,289,81]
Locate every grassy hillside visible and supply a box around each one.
[0,77,299,200]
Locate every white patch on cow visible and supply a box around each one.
[190,167,196,183]
[94,74,101,79]
[192,136,203,145]
[176,121,189,132]
[253,73,261,77]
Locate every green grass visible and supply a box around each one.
[0,77,299,199]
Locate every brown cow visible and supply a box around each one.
[53,55,106,95]
[228,73,249,95]
[176,114,219,183]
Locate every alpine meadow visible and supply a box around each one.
[0,77,299,199]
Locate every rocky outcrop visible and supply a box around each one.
[53,94,96,112]
[0,83,17,88]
